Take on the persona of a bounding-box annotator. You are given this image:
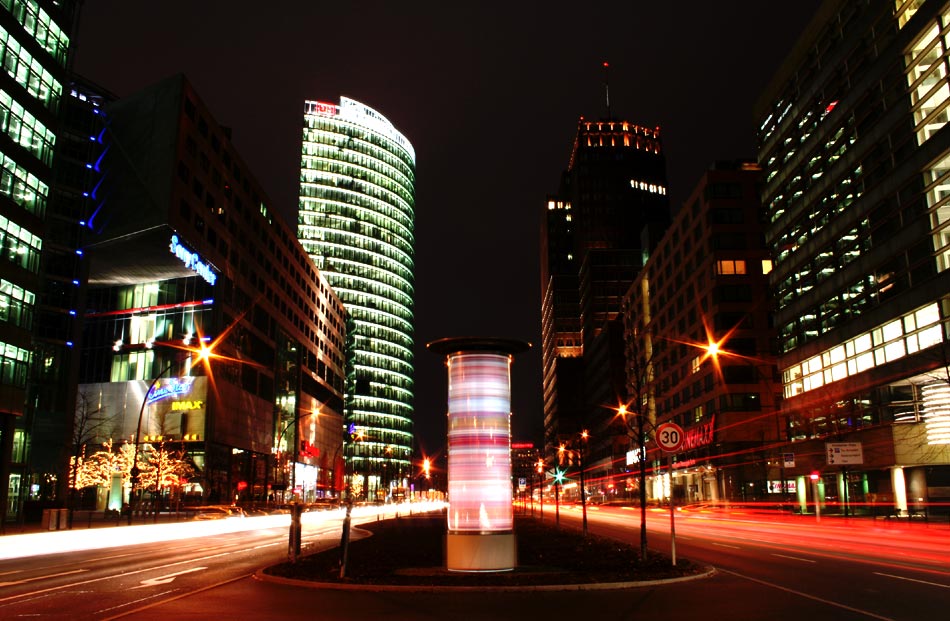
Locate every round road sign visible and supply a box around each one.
[656,422,684,453]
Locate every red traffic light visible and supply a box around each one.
[810,471,820,481]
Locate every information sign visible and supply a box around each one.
[826,442,864,465]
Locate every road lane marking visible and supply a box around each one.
[0,568,87,586]
[772,553,817,563]
[99,573,252,620]
[719,568,895,621]
[95,589,178,616]
[712,542,741,549]
[133,566,207,588]
[0,551,233,602]
[0,527,334,604]
[874,572,950,589]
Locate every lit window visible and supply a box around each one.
[761,260,773,274]
[716,260,746,275]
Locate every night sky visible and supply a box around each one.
[72,1,823,459]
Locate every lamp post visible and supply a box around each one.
[579,430,588,536]
[558,431,589,535]
[128,363,175,525]
[616,404,652,560]
[273,415,299,504]
[536,458,544,521]
[697,336,784,505]
[128,341,212,525]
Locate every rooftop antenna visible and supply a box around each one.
[603,61,611,120]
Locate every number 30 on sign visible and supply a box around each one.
[656,422,684,453]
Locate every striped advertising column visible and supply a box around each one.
[427,337,531,572]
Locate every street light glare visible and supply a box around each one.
[196,342,212,362]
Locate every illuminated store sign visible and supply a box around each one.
[680,415,716,451]
[147,377,195,404]
[171,400,204,411]
[170,234,217,286]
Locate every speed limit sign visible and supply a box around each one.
[656,422,684,453]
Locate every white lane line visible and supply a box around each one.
[772,553,817,563]
[0,551,233,603]
[94,589,178,616]
[0,568,87,586]
[874,572,950,589]
[719,568,896,621]
[712,542,741,550]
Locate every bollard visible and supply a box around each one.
[288,502,302,562]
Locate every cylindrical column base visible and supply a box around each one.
[445,532,517,572]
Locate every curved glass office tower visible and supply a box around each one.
[298,98,415,501]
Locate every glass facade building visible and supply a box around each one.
[75,75,348,509]
[298,98,415,501]
[755,0,950,515]
[0,0,79,524]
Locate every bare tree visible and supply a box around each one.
[68,392,114,518]
[618,323,661,562]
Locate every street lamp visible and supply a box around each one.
[128,342,212,525]
[273,416,297,503]
[616,403,652,560]
[557,431,590,535]
[536,458,544,521]
[697,335,785,505]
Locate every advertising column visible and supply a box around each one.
[428,337,531,572]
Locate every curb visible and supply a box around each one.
[254,564,717,593]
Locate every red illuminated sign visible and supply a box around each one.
[312,101,337,116]
[680,415,716,451]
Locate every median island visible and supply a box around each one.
[264,511,708,588]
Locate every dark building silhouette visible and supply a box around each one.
[541,117,670,473]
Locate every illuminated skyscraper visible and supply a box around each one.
[0,0,79,524]
[756,0,950,514]
[298,98,416,501]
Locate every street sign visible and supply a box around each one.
[783,453,795,468]
[656,422,684,452]
[826,442,863,465]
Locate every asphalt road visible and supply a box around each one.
[1,504,947,621]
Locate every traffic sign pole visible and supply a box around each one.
[669,453,676,566]
[655,422,684,567]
